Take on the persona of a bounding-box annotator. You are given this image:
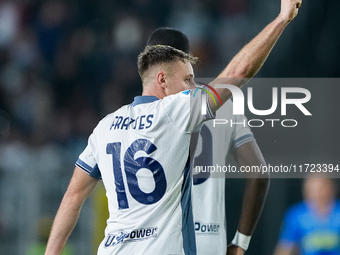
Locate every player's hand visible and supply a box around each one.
[227,245,245,255]
[279,0,302,23]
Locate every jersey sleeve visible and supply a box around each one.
[76,132,102,180]
[232,112,255,152]
[161,88,215,133]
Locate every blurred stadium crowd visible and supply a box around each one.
[0,0,256,254]
[0,0,339,254]
[0,0,258,149]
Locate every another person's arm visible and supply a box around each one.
[209,0,302,112]
[227,141,270,255]
[234,141,269,236]
[44,166,99,255]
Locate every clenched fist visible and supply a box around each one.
[279,0,302,23]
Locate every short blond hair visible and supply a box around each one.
[137,45,197,79]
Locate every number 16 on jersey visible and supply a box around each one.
[106,139,167,209]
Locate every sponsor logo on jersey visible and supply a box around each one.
[104,226,158,247]
[195,222,220,234]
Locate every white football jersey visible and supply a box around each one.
[76,90,214,255]
[192,100,254,255]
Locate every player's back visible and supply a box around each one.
[98,96,191,254]
[77,91,213,255]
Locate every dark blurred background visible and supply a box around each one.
[0,0,339,254]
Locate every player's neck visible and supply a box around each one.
[142,84,165,99]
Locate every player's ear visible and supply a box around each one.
[157,71,167,89]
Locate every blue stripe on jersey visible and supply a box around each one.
[233,134,255,151]
[131,96,159,106]
[76,158,102,180]
[181,161,197,255]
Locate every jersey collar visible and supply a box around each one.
[131,96,159,106]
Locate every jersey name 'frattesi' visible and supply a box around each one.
[110,114,154,130]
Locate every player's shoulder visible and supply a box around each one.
[95,105,130,129]
[215,99,233,117]
[165,89,192,101]
[158,90,193,111]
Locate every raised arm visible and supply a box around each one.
[209,0,302,112]
[45,166,99,255]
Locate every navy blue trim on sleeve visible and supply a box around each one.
[233,134,255,152]
[76,159,102,180]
